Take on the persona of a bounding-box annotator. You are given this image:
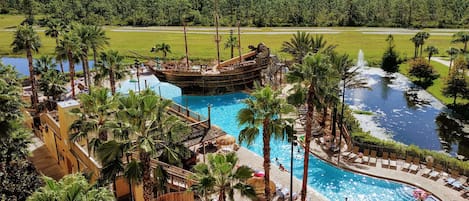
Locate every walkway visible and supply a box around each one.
[28,137,65,181]
[307,141,466,201]
[236,147,328,201]
[432,57,469,76]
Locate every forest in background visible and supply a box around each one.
[2,0,469,28]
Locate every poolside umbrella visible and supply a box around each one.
[247,177,276,196]
[425,156,434,163]
[216,135,236,146]
[412,189,428,201]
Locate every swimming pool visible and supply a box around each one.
[118,77,438,201]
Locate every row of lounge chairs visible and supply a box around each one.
[342,146,469,199]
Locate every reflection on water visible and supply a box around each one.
[347,67,468,158]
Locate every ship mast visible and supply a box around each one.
[237,20,242,64]
[215,0,221,69]
[183,22,190,69]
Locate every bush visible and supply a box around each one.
[381,35,401,73]
[408,58,439,88]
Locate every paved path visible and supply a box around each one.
[432,57,469,76]
[236,147,328,201]
[28,137,65,181]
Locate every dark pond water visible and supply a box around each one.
[0,57,93,77]
[345,67,469,158]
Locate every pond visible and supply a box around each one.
[346,66,469,158]
[0,57,93,77]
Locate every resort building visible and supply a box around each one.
[31,98,223,201]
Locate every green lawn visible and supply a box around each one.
[399,60,468,105]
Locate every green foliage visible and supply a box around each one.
[381,35,401,73]
[192,153,256,201]
[27,174,115,201]
[442,59,469,105]
[3,0,469,27]
[0,63,42,200]
[351,131,469,174]
[408,58,439,86]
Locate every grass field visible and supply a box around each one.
[1,14,467,104]
[400,60,468,105]
[0,15,463,62]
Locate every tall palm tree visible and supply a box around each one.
[38,69,67,101]
[70,87,117,152]
[446,47,459,73]
[281,31,313,63]
[224,30,238,58]
[115,89,190,201]
[56,31,82,99]
[94,50,129,94]
[74,24,93,87]
[192,153,256,201]
[89,26,110,72]
[45,18,65,73]
[27,174,115,201]
[452,32,469,53]
[415,32,430,57]
[425,45,439,62]
[286,53,331,201]
[151,42,172,60]
[11,25,41,112]
[34,55,57,76]
[410,35,420,58]
[331,53,368,164]
[237,84,294,200]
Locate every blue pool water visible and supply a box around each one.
[117,76,437,201]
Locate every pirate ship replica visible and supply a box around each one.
[144,1,274,95]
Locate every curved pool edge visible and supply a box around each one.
[299,141,447,201]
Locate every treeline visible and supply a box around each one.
[2,0,469,27]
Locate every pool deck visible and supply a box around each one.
[306,140,467,201]
[236,147,328,201]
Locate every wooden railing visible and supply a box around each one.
[155,191,194,201]
[168,102,209,129]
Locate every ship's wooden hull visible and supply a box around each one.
[150,58,269,95]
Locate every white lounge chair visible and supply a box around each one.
[401,156,412,172]
[409,158,421,173]
[428,164,443,180]
[368,150,377,166]
[389,153,397,169]
[421,161,433,177]
[381,152,389,168]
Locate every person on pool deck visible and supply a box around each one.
[279,164,288,172]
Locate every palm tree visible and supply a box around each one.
[311,34,336,55]
[115,89,190,201]
[56,31,82,99]
[27,174,115,201]
[34,55,57,76]
[74,24,93,87]
[446,47,459,73]
[425,45,439,62]
[286,53,332,201]
[452,31,469,53]
[88,26,110,72]
[192,153,257,201]
[281,31,313,63]
[70,87,117,153]
[237,84,294,200]
[331,53,368,164]
[151,42,172,60]
[415,32,430,57]
[410,35,420,58]
[94,50,129,94]
[45,18,65,73]
[224,30,238,58]
[11,25,41,112]
[38,69,67,101]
